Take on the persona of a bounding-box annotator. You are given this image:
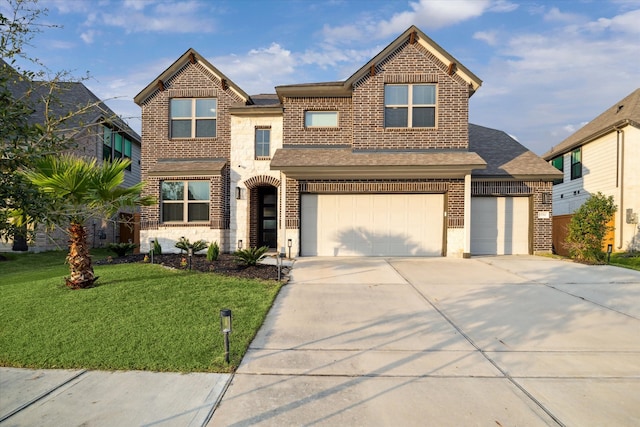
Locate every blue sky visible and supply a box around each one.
[5,0,640,154]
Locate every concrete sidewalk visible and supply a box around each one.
[210,256,640,426]
[0,368,230,426]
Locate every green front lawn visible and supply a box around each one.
[610,252,640,271]
[0,250,282,372]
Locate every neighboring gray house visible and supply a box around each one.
[543,88,640,254]
[135,26,560,257]
[1,59,142,252]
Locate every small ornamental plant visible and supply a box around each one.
[143,255,149,263]
[180,257,188,268]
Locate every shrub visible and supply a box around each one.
[207,241,220,262]
[565,192,617,264]
[152,239,162,255]
[234,246,269,266]
[175,237,208,253]
[106,242,138,258]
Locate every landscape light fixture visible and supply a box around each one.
[607,244,613,263]
[238,240,243,250]
[149,239,155,264]
[220,309,232,363]
[287,239,292,259]
[188,247,193,270]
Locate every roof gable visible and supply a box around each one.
[276,25,482,99]
[543,88,640,159]
[134,48,251,105]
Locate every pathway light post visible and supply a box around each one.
[220,309,232,363]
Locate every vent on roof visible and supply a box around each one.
[617,105,624,113]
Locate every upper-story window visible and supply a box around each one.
[551,155,564,185]
[385,84,436,128]
[103,126,132,171]
[305,111,338,127]
[170,98,217,138]
[570,148,582,180]
[255,128,271,159]
[161,180,210,223]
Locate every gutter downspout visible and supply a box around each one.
[615,127,625,250]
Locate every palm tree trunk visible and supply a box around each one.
[66,222,96,289]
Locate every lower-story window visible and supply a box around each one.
[161,181,210,223]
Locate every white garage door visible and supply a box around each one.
[301,193,444,256]
[471,196,530,255]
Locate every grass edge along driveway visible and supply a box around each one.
[0,251,282,373]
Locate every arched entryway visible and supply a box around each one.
[244,175,280,249]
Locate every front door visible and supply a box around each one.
[258,187,277,248]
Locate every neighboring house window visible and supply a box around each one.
[170,98,217,138]
[551,155,564,185]
[385,84,436,128]
[570,148,582,180]
[255,128,271,159]
[161,181,210,223]
[103,126,132,171]
[305,111,338,127]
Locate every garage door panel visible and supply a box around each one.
[301,194,443,257]
[471,197,529,255]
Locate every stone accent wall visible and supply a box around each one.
[472,180,554,253]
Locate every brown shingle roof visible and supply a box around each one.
[542,88,640,160]
[470,124,562,180]
[148,158,226,176]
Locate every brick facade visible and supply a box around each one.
[135,28,556,256]
[139,61,244,241]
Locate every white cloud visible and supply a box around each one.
[544,7,584,23]
[470,7,640,154]
[80,30,96,44]
[473,30,498,46]
[377,0,491,36]
[211,43,297,94]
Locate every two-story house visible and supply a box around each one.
[135,26,560,257]
[1,59,142,252]
[543,88,640,254]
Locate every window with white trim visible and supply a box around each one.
[384,84,436,128]
[255,128,271,159]
[305,111,338,127]
[170,98,217,138]
[161,181,210,223]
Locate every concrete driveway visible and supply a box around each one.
[211,256,640,426]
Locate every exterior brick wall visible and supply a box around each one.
[282,97,353,146]
[352,41,469,150]
[139,61,244,235]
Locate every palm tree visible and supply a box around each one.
[20,154,155,289]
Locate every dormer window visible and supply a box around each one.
[170,98,217,138]
[385,84,436,128]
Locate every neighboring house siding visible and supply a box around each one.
[550,126,640,251]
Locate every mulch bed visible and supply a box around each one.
[95,253,287,281]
